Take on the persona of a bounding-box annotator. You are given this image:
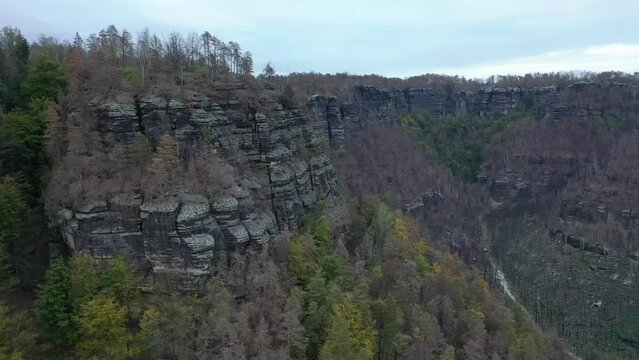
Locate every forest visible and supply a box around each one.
[0,23,636,360]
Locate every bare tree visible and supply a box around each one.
[165,32,185,85]
[135,28,151,87]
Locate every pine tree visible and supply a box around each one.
[35,259,77,352]
[261,62,275,79]
[289,233,316,285]
[241,51,253,76]
[372,296,408,360]
[22,54,67,101]
[0,27,30,110]
[0,176,26,286]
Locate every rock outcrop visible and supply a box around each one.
[61,80,639,288]
[61,85,345,288]
[406,88,445,116]
[339,82,639,121]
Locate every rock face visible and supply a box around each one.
[458,82,639,119]
[62,80,639,288]
[305,82,639,153]
[351,85,408,125]
[406,88,445,116]
[91,93,140,144]
[61,185,319,289]
[61,86,343,289]
[336,82,639,121]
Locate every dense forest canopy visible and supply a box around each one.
[0,24,636,360]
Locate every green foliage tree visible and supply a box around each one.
[0,27,30,111]
[305,212,330,251]
[289,233,317,286]
[0,177,27,286]
[69,254,101,304]
[400,111,530,182]
[0,100,49,195]
[101,256,139,308]
[371,296,407,360]
[22,54,67,102]
[303,270,345,359]
[36,255,142,358]
[35,259,77,352]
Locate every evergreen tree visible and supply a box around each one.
[72,32,84,51]
[0,101,49,194]
[35,259,77,352]
[0,27,30,111]
[22,54,67,102]
[261,62,275,79]
[101,256,138,307]
[0,176,26,286]
[371,297,408,360]
[241,51,253,75]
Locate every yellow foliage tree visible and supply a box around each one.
[289,233,317,285]
[320,296,376,360]
[74,295,139,360]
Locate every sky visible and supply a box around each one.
[2,0,639,79]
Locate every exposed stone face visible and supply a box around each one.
[352,85,407,126]
[480,87,520,118]
[326,96,345,148]
[176,195,220,269]
[307,95,346,148]
[309,155,338,196]
[91,93,139,144]
[454,82,639,120]
[307,95,330,146]
[406,88,445,116]
[64,80,639,289]
[63,192,280,287]
[242,212,278,244]
[64,87,345,288]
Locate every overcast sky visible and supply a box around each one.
[2,0,639,79]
